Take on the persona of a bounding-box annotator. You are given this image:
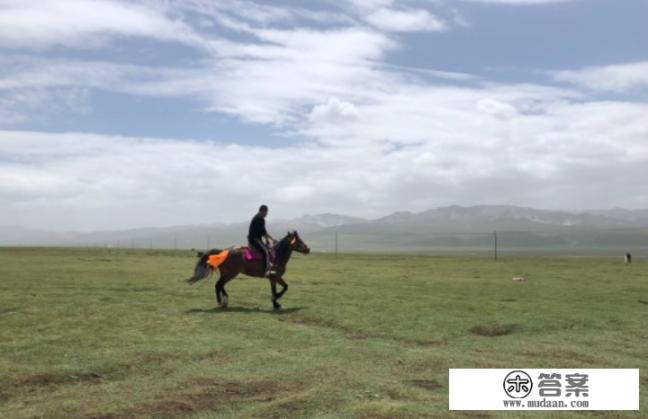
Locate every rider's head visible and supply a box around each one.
[259,205,269,217]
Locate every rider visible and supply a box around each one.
[247,205,276,277]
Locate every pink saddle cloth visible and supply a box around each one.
[242,246,275,262]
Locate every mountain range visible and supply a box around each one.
[2,206,648,253]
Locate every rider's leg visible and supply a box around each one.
[252,238,271,277]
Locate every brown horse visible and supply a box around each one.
[186,231,310,310]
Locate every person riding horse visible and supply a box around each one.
[187,230,310,310]
[248,205,276,277]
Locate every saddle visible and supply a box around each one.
[232,245,275,262]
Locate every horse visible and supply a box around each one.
[186,231,310,310]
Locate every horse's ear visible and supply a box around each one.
[287,231,291,236]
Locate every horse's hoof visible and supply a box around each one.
[273,303,282,311]
[220,296,229,308]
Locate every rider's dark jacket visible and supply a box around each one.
[247,213,267,243]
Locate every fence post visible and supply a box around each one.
[335,231,338,257]
[494,230,498,260]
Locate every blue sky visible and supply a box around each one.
[1,0,647,231]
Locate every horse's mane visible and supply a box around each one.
[273,231,298,265]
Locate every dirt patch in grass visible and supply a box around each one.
[0,307,19,316]
[262,397,312,419]
[182,376,281,400]
[459,413,492,419]
[0,364,136,401]
[90,378,284,419]
[469,324,517,337]
[0,371,106,402]
[0,389,10,402]
[18,372,105,387]
[132,352,181,368]
[281,316,374,340]
[355,408,437,419]
[551,349,600,364]
[199,350,232,364]
[280,316,309,328]
[522,348,601,366]
[311,317,374,339]
[344,331,373,340]
[405,379,444,391]
[396,337,447,347]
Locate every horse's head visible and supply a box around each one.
[286,230,310,255]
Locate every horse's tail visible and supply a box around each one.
[186,249,224,284]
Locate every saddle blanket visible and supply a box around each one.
[236,246,275,262]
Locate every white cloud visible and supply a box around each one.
[196,27,397,124]
[552,62,648,93]
[180,0,354,27]
[451,8,472,28]
[0,0,441,126]
[341,0,397,10]
[0,43,388,127]
[0,0,204,49]
[476,98,519,119]
[366,8,446,32]
[309,98,362,125]
[0,56,173,124]
[460,0,578,4]
[1,0,647,232]
[3,88,647,230]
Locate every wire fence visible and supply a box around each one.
[16,227,647,258]
[311,228,648,258]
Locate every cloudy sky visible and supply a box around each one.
[1,0,647,231]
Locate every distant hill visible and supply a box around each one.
[2,206,648,254]
[371,205,633,232]
[310,206,647,253]
[587,208,648,226]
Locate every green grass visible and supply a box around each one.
[0,248,646,418]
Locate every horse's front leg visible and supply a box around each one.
[270,279,281,310]
[274,277,288,301]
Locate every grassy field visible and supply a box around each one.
[0,247,646,418]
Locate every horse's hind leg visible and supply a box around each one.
[215,277,222,306]
[215,275,229,308]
